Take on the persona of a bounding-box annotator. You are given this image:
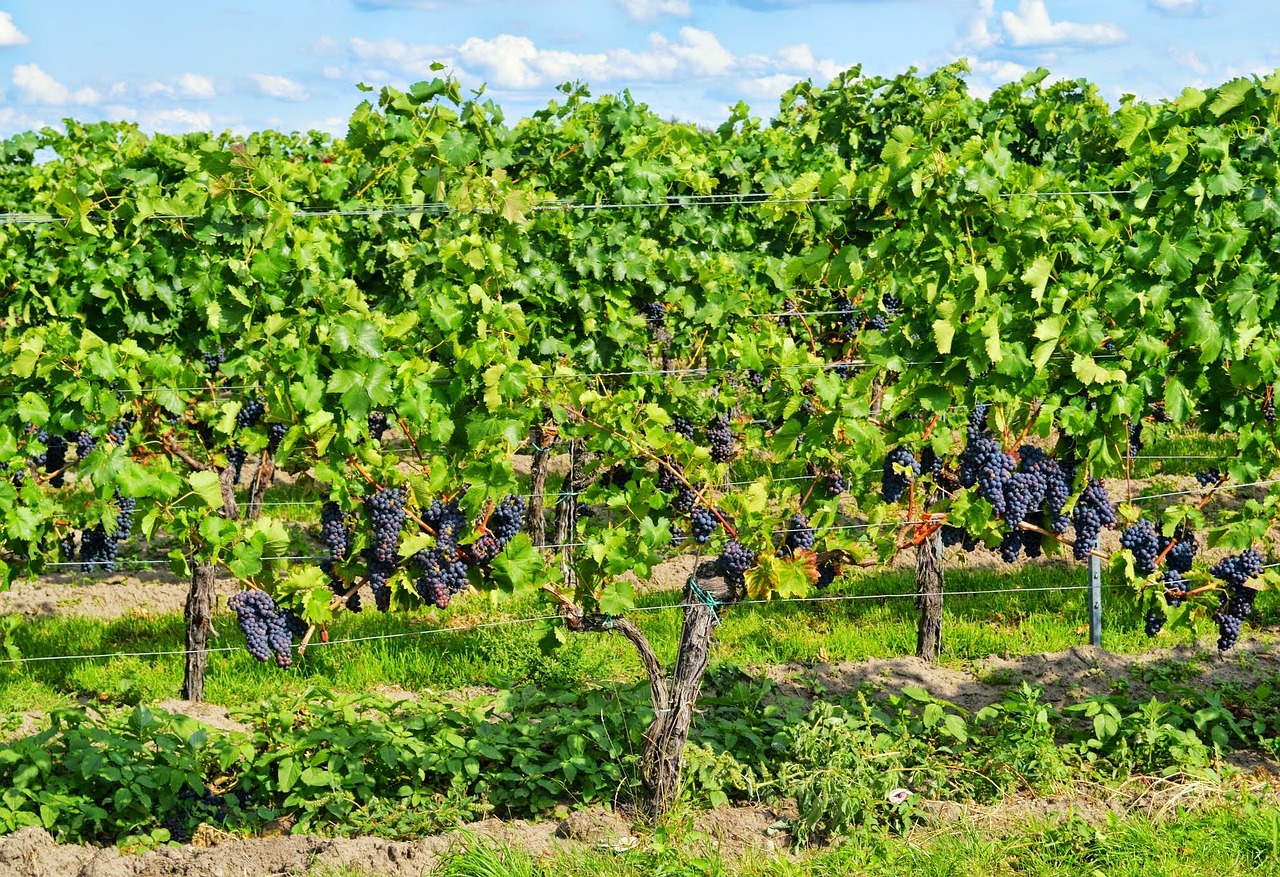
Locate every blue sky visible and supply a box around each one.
[0,1,1276,138]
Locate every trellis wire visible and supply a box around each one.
[0,187,1142,227]
[0,580,1126,667]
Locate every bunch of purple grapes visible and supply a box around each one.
[365,487,408,611]
[690,506,719,543]
[226,445,247,484]
[320,501,359,611]
[718,540,756,591]
[783,512,815,555]
[1210,549,1263,651]
[708,416,735,463]
[1071,479,1116,560]
[881,447,920,503]
[1119,519,1160,576]
[413,548,470,609]
[228,590,305,667]
[235,396,265,430]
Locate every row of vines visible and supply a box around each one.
[3,61,1280,813]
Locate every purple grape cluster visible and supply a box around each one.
[203,348,225,375]
[488,495,526,545]
[919,447,944,479]
[1120,519,1160,576]
[690,506,719,543]
[1126,419,1143,459]
[226,444,247,485]
[783,512,815,555]
[640,301,666,331]
[114,489,135,542]
[79,525,116,573]
[670,484,697,514]
[423,497,468,554]
[228,590,303,667]
[78,491,135,573]
[35,431,68,488]
[413,548,470,609]
[320,501,359,611]
[108,413,136,446]
[816,561,837,589]
[267,423,286,453]
[957,425,1015,518]
[365,487,408,610]
[1161,528,1197,573]
[366,487,407,564]
[72,430,96,460]
[881,447,920,503]
[708,415,735,463]
[826,470,847,496]
[1194,469,1222,487]
[235,396,265,430]
[670,416,695,441]
[367,410,389,442]
[718,540,756,590]
[657,457,680,492]
[1210,549,1263,651]
[1071,479,1116,560]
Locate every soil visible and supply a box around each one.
[761,638,1280,746]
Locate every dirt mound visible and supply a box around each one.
[765,639,1280,715]
[0,819,562,877]
[0,804,799,877]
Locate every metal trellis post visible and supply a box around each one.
[1088,554,1103,648]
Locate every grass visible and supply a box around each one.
[303,803,1280,876]
[1,557,1275,713]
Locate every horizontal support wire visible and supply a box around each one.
[0,349,1129,398]
[0,187,1143,227]
[0,581,1126,667]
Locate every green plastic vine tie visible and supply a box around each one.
[687,576,722,627]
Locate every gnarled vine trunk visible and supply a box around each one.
[915,526,944,662]
[573,564,728,818]
[527,424,550,547]
[181,561,217,702]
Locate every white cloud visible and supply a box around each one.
[1169,47,1208,75]
[10,64,102,106]
[654,28,734,76]
[178,73,216,99]
[12,64,70,104]
[1149,0,1203,13]
[349,36,450,78]
[144,108,214,134]
[251,73,309,101]
[959,0,996,52]
[141,80,175,98]
[964,58,1032,96]
[451,27,742,89]
[0,12,29,47]
[616,0,691,23]
[1000,0,1126,48]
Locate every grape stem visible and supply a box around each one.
[1015,519,1110,560]
[1150,474,1224,568]
[396,415,424,461]
[161,431,213,472]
